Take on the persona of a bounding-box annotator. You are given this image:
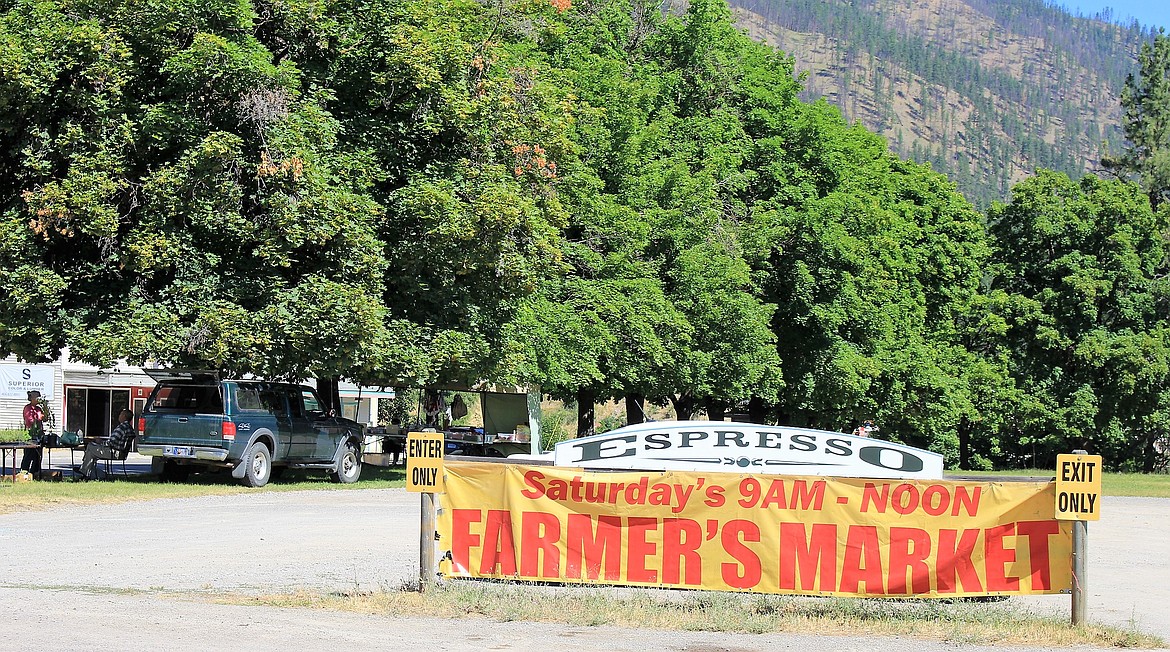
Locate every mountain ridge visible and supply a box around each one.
[726,0,1153,207]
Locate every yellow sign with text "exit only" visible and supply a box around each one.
[406,431,445,493]
[1055,453,1102,521]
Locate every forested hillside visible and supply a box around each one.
[1,0,1168,473]
[729,0,1152,207]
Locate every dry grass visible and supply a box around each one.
[219,581,1164,648]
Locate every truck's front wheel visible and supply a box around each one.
[332,443,361,484]
[241,441,272,488]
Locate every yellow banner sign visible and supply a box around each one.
[406,431,444,493]
[1054,454,1102,521]
[438,462,1071,597]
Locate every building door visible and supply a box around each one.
[86,391,110,438]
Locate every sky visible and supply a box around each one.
[1058,0,1170,31]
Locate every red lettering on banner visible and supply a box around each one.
[521,470,545,498]
[792,480,826,510]
[445,468,1063,599]
[520,511,561,578]
[608,482,627,502]
[648,483,671,507]
[761,479,786,508]
[953,486,981,516]
[740,478,825,510]
[862,483,982,517]
[1016,520,1059,591]
[721,519,762,589]
[840,526,884,594]
[565,514,622,581]
[921,485,949,516]
[984,523,1019,591]
[703,484,726,507]
[480,510,517,575]
[739,478,761,507]
[626,517,658,582]
[625,477,650,506]
[936,528,982,593]
[891,484,919,514]
[778,522,837,592]
[662,518,703,585]
[583,481,606,503]
[451,509,482,573]
[860,483,890,513]
[546,479,569,500]
[887,527,932,594]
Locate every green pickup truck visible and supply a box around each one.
[137,371,365,487]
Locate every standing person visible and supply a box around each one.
[19,390,45,476]
[79,409,135,480]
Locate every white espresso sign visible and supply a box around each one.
[552,420,944,479]
[0,364,55,400]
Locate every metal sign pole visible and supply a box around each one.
[419,491,436,592]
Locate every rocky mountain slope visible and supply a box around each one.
[728,0,1152,207]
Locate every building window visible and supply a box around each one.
[64,387,131,438]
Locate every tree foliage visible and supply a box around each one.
[988,171,1170,471]
[1,0,1168,471]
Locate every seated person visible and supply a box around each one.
[79,409,135,480]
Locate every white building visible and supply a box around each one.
[1,353,154,438]
[2,354,389,438]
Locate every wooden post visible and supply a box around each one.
[1067,448,1092,626]
[1072,518,1087,625]
[419,491,436,592]
[406,431,444,593]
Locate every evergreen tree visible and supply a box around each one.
[1105,30,1170,209]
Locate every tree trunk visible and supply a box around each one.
[747,396,769,424]
[317,376,342,417]
[704,399,726,422]
[670,395,697,421]
[958,416,971,470]
[576,387,595,438]
[1143,432,1159,473]
[625,393,645,425]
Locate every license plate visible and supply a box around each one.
[164,446,194,458]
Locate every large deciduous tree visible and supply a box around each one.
[988,171,1170,470]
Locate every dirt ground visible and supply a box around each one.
[0,489,1165,651]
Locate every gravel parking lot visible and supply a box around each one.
[0,489,1165,651]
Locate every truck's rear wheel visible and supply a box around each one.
[241,441,272,488]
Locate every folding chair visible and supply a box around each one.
[103,436,136,478]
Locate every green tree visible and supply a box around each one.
[1105,29,1170,210]
[0,0,412,410]
[988,171,1170,470]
